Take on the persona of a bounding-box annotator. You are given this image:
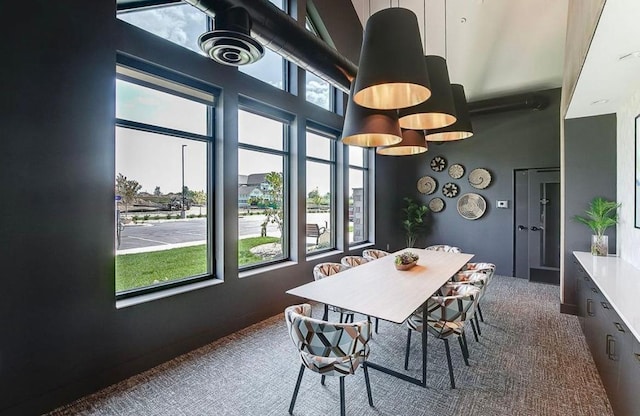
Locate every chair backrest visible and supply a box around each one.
[425,244,462,253]
[341,256,369,267]
[362,249,389,260]
[285,304,370,374]
[426,284,480,323]
[313,262,348,281]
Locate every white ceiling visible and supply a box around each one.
[350,0,568,101]
[566,0,640,119]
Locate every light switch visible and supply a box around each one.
[496,200,509,209]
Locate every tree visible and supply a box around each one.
[308,187,323,207]
[191,190,207,215]
[154,186,162,197]
[260,172,284,237]
[116,173,142,216]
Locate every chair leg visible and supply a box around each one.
[321,375,325,385]
[404,328,412,370]
[458,336,469,366]
[323,304,329,321]
[478,303,485,322]
[474,313,482,335]
[289,364,305,415]
[339,312,344,323]
[339,376,346,416]
[470,319,479,342]
[375,318,379,334]
[443,339,456,389]
[461,330,470,360]
[363,363,374,407]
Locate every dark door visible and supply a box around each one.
[514,168,560,283]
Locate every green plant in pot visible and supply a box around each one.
[574,197,620,256]
[402,197,429,248]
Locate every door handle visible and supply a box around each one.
[517,225,528,231]
[530,226,544,231]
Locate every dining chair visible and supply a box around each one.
[425,244,462,253]
[362,249,389,261]
[285,303,373,416]
[404,284,480,389]
[451,270,490,339]
[341,255,370,267]
[313,262,354,322]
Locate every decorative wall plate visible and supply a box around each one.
[448,163,465,179]
[428,197,445,213]
[417,176,437,194]
[442,182,459,198]
[468,168,492,189]
[457,193,487,220]
[430,156,447,172]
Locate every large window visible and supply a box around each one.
[306,71,332,110]
[238,109,289,269]
[306,129,336,253]
[115,65,214,296]
[348,146,369,244]
[117,3,208,56]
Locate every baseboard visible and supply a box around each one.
[560,302,578,315]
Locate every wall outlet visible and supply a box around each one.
[386,243,390,251]
[496,200,509,208]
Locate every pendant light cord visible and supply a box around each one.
[444,0,447,60]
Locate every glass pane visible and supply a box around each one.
[306,130,332,160]
[349,168,367,244]
[349,145,365,167]
[238,110,284,150]
[117,4,207,55]
[238,149,286,267]
[115,127,209,292]
[306,161,333,252]
[306,72,331,110]
[239,48,284,90]
[116,79,207,135]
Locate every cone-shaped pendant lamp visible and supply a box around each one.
[342,83,403,147]
[377,129,428,156]
[426,84,473,141]
[399,56,456,130]
[353,8,431,110]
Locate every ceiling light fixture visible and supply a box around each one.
[426,84,474,141]
[590,99,609,105]
[619,51,640,61]
[376,129,429,156]
[352,8,431,110]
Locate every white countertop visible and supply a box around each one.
[574,251,640,342]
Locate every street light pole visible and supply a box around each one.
[181,144,187,219]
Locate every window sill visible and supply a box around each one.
[349,242,375,251]
[116,278,223,309]
[306,249,343,262]
[239,260,297,279]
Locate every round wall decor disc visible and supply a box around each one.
[457,193,487,220]
[417,176,437,194]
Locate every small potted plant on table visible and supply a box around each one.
[395,251,419,270]
[574,197,620,256]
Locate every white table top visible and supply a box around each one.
[574,251,640,342]
[287,249,474,324]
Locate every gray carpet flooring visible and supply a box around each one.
[48,276,613,416]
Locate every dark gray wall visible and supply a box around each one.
[375,89,561,276]
[563,114,617,311]
[0,1,365,415]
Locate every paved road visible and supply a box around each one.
[118,212,332,252]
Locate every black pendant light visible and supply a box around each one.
[399,56,456,130]
[377,129,428,156]
[426,84,473,141]
[353,8,431,110]
[342,84,403,147]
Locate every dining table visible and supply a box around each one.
[286,248,474,387]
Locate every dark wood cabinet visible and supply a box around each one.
[574,256,640,416]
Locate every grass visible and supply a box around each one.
[116,236,281,292]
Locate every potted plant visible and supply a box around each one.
[402,197,429,248]
[574,197,620,256]
[394,251,420,270]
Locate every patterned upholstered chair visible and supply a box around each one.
[425,244,462,253]
[285,304,373,416]
[451,270,490,339]
[313,263,354,322]
[341,255,370,267]
[404,284,480,389]
[362,249,389,261]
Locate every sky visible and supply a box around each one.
[116,2,344,196]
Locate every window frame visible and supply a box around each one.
[348,147,370,246]
[237,105,292,271]
[114,58,217,300]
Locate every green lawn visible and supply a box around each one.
[116,236,281,292]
